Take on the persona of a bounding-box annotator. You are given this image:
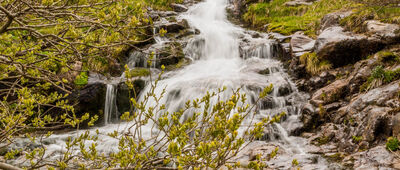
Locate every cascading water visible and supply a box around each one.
[104,84,118,125]
[26,0,340,168]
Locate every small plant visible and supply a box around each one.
[360,66,400,92]
[268,147,279,160]
[352,136,363,143]
[299,52,332,75]
[386,137,400,151]
[292,159,299,166]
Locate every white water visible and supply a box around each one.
[104,84,117,125]
[12,0,339,169]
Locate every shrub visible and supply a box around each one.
[360,65,400,92]
[386,137,400,151]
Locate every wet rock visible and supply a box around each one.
[170,3,188,12]
[311,79,348,106]
[278,85,292,97]
[320,11,353,32]
[159,19,189,34]
[365,20,400,43]
[300,103,319,131]
[290,32,315,57]
[392,113,400,138]
[324,102,345,113]
[260,97,274,109]
[70,82,107,124]
[308,71,336,90]
[158,11,178,17]
[116,79,145,114]
[158,42,185,67]
[315,26,384,67]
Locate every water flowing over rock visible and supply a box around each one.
[24,0,334,168]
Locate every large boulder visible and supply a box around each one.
[314,26,384,67]
[290,32,315,57]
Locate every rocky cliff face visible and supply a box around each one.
[233,0,400,168]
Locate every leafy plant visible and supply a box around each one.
[386,137,400,151]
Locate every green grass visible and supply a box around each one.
[299,52,332,75]
[341,5,400,33]
[243,0,358,37]
[243,0,399,37]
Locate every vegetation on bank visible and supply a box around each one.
[243,0,400,37]
[0,0,280,169]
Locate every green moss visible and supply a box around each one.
[243,0,358,36]
[74,72,88,86]
[129,68,151,77]
[386,137,400,151]
[341,5,400,33]
[377,51,399,63]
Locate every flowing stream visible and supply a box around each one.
[10,0,341,169]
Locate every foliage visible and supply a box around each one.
[243,0,357,36]
[2,62,278,169]
[299,52,332,75]
[360,65,400,92]
[340,3,400,33]
[292,158,299,166]
[386,137,400,151]
[243,0,399,36]
[74,72,89,86]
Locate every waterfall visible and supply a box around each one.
[39,0,334,168]
[104,84,117,125]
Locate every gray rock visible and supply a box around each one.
[320,11,353,31]
[314,26,384,67]
[365,20,400,43]
[170,3,188,12]
[290,32,315,57]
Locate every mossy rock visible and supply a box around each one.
[129,68,151,77]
